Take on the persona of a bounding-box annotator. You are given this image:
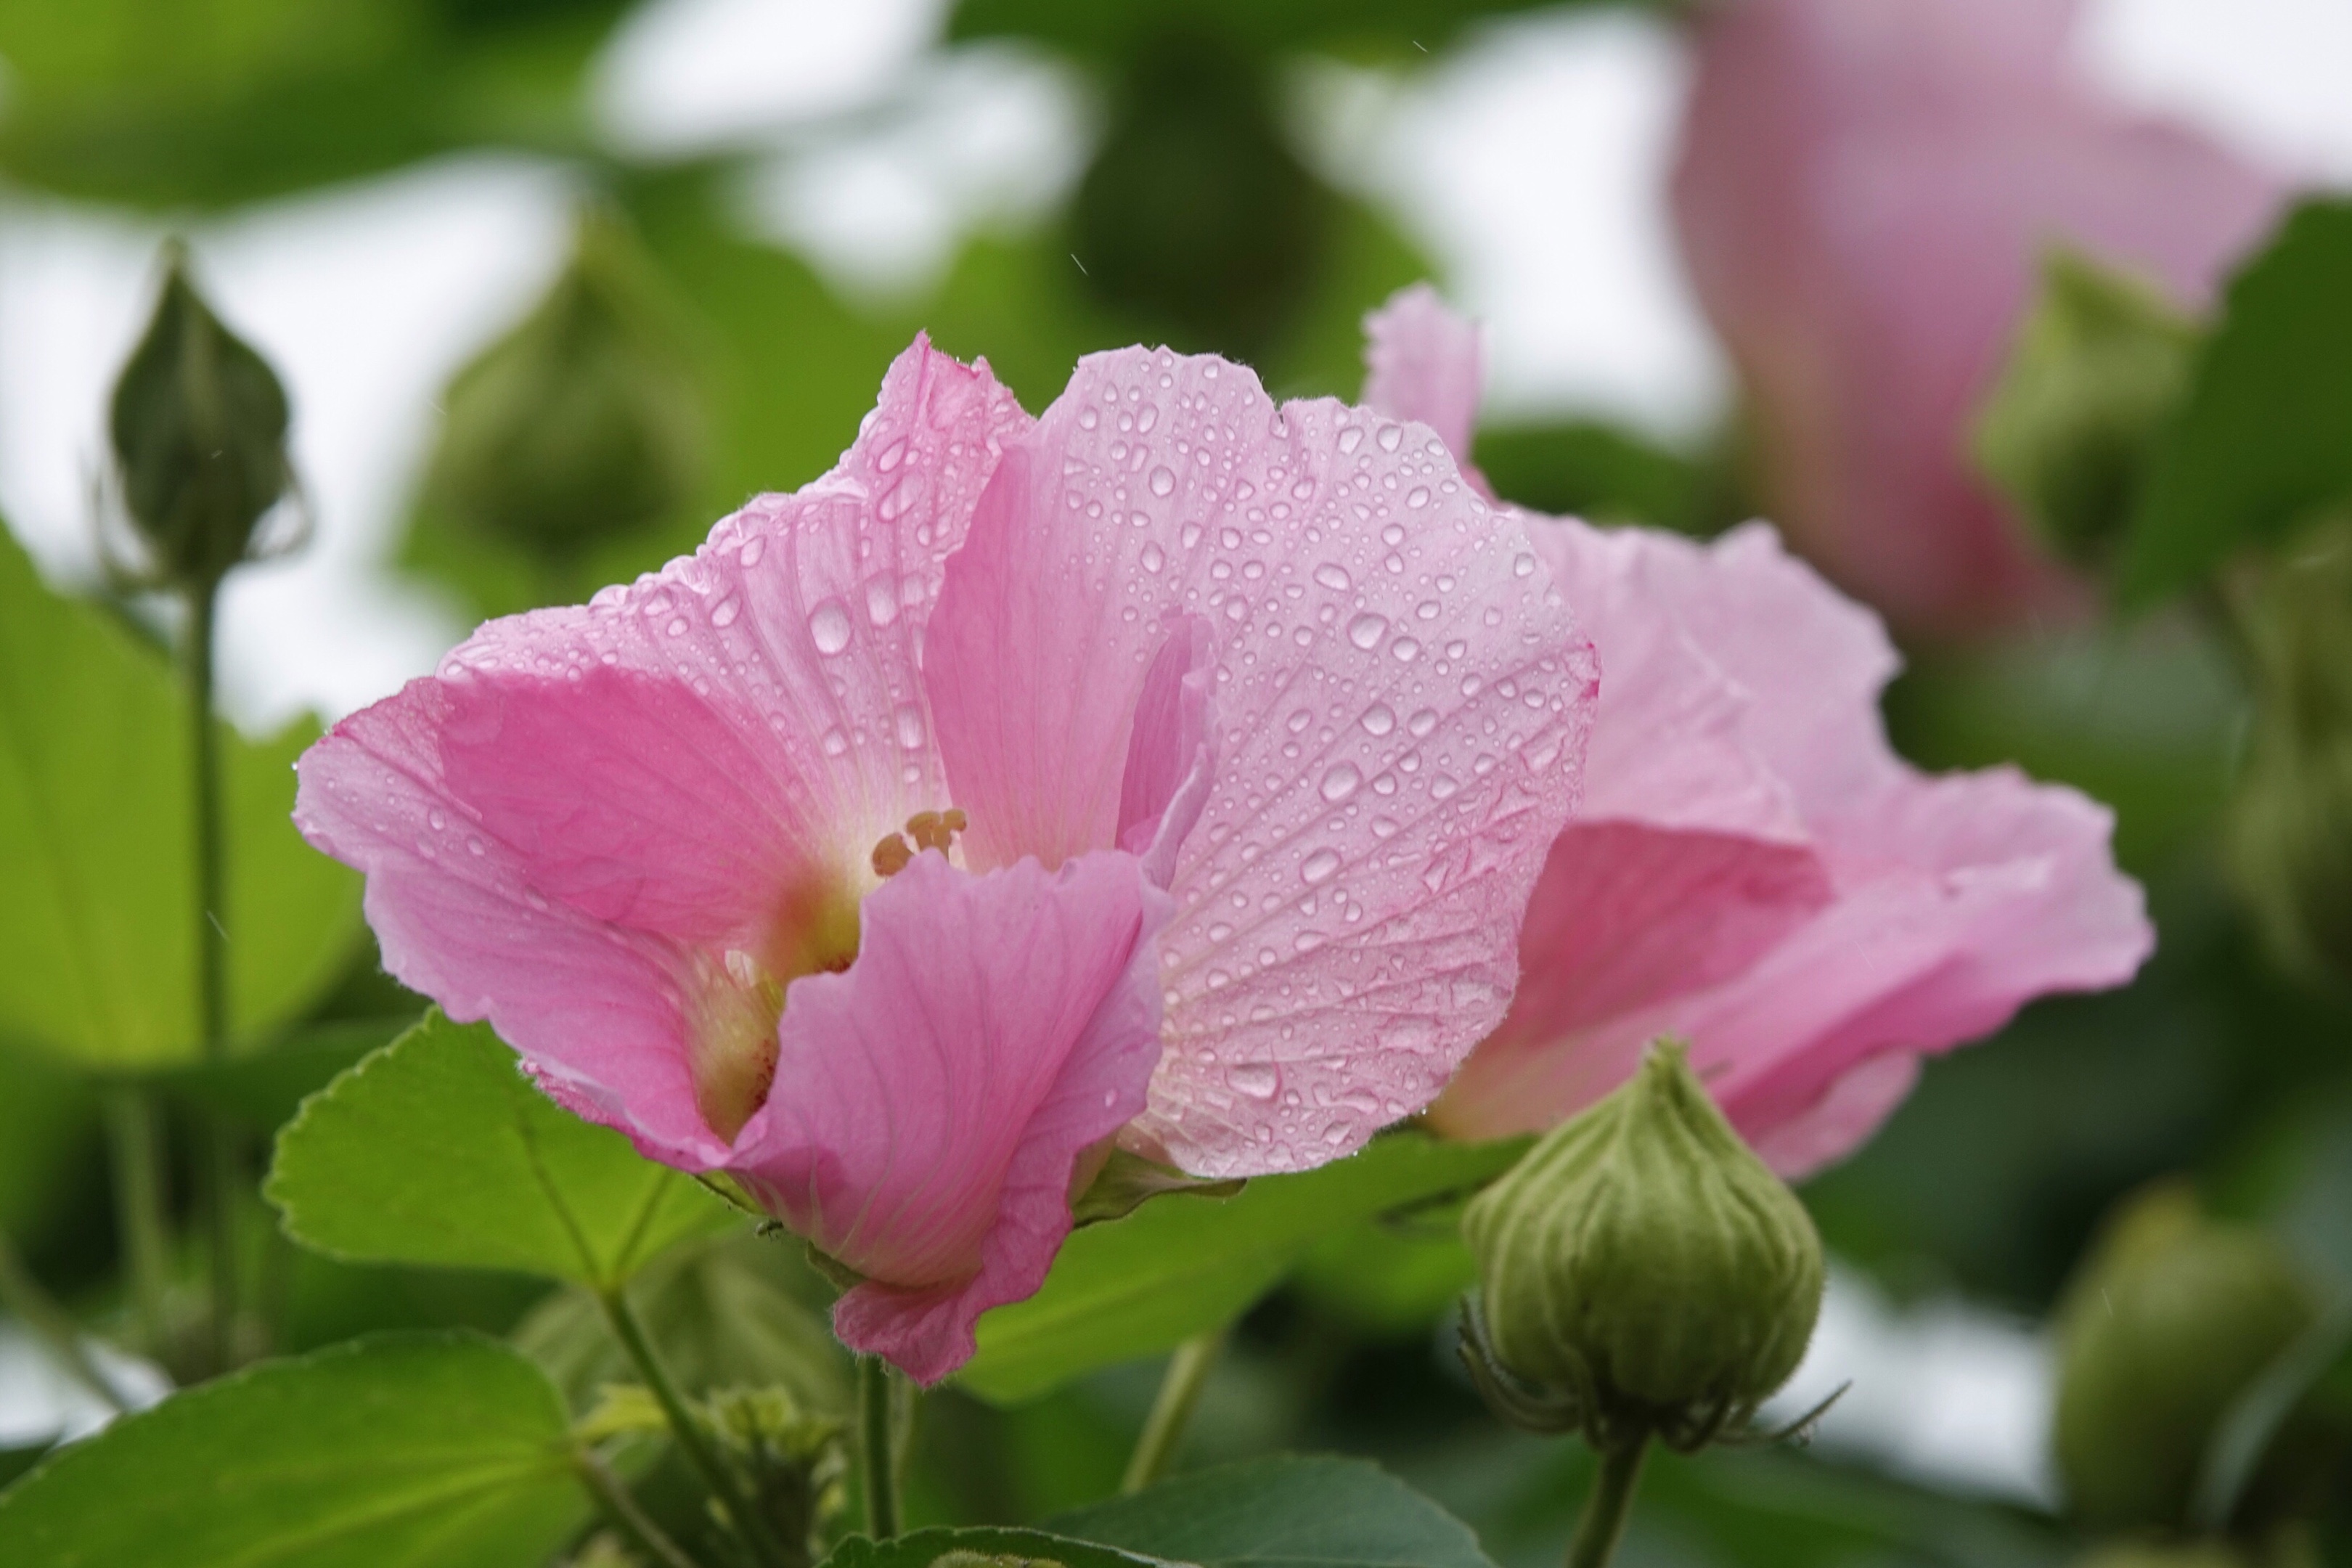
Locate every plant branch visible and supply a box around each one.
[859,1355,900,1539]
[1567,1437,1648,1568]
[0,1229,133,1413]
[102,1089,172,1360]
[595,1283,790,1568]
[1122,1328,1225,1494]
[184,580,240,1373]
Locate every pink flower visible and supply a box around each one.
[296,337,1597,1379]
[1360,288,2153,1175]
[1670,0,2284,639]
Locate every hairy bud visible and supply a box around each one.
[2053,1182,2319,1533]
[1973,248,2200,568]
[2224,515,2352,989]
[108,244,293,589]
[1459,1038,1824,1451]
[424,208,706,560]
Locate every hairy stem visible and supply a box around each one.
[102,1090,172,1361]
[597,1284,789,1568]
[859,1356,900,1539]
[1567,1437,1649,1568]
[184,581,239,1372]
[1122,1328,1225,1495]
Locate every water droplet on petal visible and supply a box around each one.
[1229,1063,1279,1099]
[1148,465,1175,497]
[808,600,852,655]
[1301,847,1342,883]
[1313,562,1351,592]
[1320,763,1360,802]
[1347,613,1387,650]
[1360,703,1395,736]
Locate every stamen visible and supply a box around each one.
[873,808,970,874]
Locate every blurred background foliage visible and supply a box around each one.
[1,0,2349,1564]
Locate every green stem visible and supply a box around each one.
[102,1090,171,1361]
[597,1284,788,1568]
[859,1356,900,1539]
[1121,1328,1224,1494]
[576,1448,704,1568]
[1566,1438,1648,1568]
[184,581,239,1373]
[0,1230,131,1413]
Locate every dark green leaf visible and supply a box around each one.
[266,1009,733,1288]
[152,1013,416,1128]
[827,1524,1183,1568]
[0,1332,584,1567]
[949,0,1611,64]
[0,530,362,1066]
[1476,422,1736,538]
[2123,199,2352,601]
[2193,1295,2352,1530]
[1048,1454,1494,1568]
[959,1134,1525,1404]
[1072,1148,1246,1227]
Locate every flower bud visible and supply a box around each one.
[1972,248,2200,569]
[2222,515,2352,989]
[2073,1545,2253,1568]
[107,244,293,589]
[2053,1182,2319,1533]
[423,208,706,560]
[1460,1038,1825,1450]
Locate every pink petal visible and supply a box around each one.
[729,849,1170,1384]
[1747,1051,1921,1179]
[1671,0,2284,637]
[1361,284,1486,465]
[930,347,1598,1177]
[1116,612,1220,889]
[294,337,1031,1162]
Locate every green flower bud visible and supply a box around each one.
[107,243,293,589]
[1460,1039,1825,1450]
[1972,247,2200,568]
[2073,1545,2253,1568]
[2054,1182,2319,1534]
[2223,515,2352,989]
[423,208,707,560]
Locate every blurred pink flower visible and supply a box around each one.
[1670,0,2284,639]
[297,337,1596,1379]
[1361,288,2152,1175]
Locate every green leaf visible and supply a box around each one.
[948,0,1604,65]
[153,1013,417,1128]
[959,1134,1526,1404]
[0,1332,585,1567]
[0,530,363,1067]
[2192,1294,2352,1530]
[266,1009,733,1289]
[1048,1455,1495,1568]
[826,1524,1183,1568]
[2123,199,2352,601]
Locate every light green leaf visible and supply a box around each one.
[0,530,362,1066]
[960,1134,1525,1404]
[1048,1455,1496,1568]
[0,1331,585,1568]
[826,1524,1183,1568]
[2123,198,2352,601]
[266,1009,733,1289]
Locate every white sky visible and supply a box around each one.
[0,0,2345,1479]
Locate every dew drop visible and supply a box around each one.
[1312,562,1352,592]
[865,576,899,626]
[1360,703,1395,736]
[1389,637,1420,662]
[821,728,849,757]
[1148,465,1175,497]
[1228,1063,1279,1100]
[1140,542,1166,572]
[1407,708,1439,738]
[1320,763,1360,803]
[1405,486,1431,510]
[1347,613,1388,650]
[894,705,927,749]
[710,596,740,629]
[808,600,853,655]
[1300,847,1342,884]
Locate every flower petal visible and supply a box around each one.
[931,347,1597,1176]
[293,337,1029,1161]
[1116,612,1220,888]
[730,849,1170,1384]
[1362,283,1485,465]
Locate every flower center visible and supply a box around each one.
[689,809,971,1143]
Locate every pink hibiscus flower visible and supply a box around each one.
[1671,0,2284,640]
[295,337,1598,1380]
[1357,287,2153,1175]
